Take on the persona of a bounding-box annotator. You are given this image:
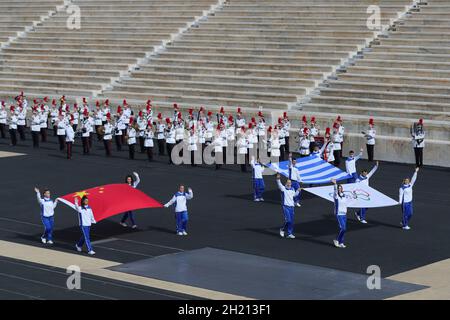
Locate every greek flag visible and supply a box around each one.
[266,155,352,185]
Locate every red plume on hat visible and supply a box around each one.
[52,99,56,105]
[369,118,374,125]
[333,122,339,129]
[117,106,122,113]
[278,117,282,124]
[207,111,212,116]
[228,115,233,122]
[303,127,309,135]
[105,99,109,105]
[157,112,162,119]
[251,117,256,123]
[106,112,111,120]
[200,106,204,112]
[65,105,70,112]
[82,97,87,103]
[96,101,100,107]
[219,107,224,114]
[283,112,287,119]
[302,115,307,123]
[73,103,78,109]
[188,108,193,115]
[123,99,127,106]
[41,105,45,111]
[129,117,134,125]
[311,116,316,123]
[147,120,152,127]
[10,105,15,111]
[83,109,89,116]
[173,103,178,109]
[70,114,74,122]
[325,127,331,135]
[237,107,241,114]
[177,112,182,119]
[138,111,143,117]
[146,104,151,111]
[336,115,342,122]
[248,123,253,129]
[146,99,151,105]
[33,99,37,104]
[43,96,48,102]
[258,111,263,117]
[267,126,272,133]
[166,118,171,124]
[418,118,423,125]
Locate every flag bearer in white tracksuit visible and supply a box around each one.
[354,161,379,224]
[120,172,141,228]
[331,179,350,248]
[164,186,194,236]
[288,156,302,207]
[399,167,419,230]
[277,174,301,239]
[74,196,96,255]
[345,148,363,183]
[251,156,265,201]
[35,187,58,244]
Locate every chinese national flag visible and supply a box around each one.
[58,184,163,222]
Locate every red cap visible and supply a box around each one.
[146,104,151,111]
[267,126,272,133]
[147,121,152,127]
[251,117,256,123]
[106,113,111,120]
[220,107,224,114]
[258,111,263,117]
[96,101,100,107]
[369,118,374,125]
[82,97,87,103]
[237,107,241,114]
[10,105,15,111]
[123,99,127,106]
[73,103,78,109]
[418,118,423,125]
[283,112,287,119]
[138,111,143,117]
[52,99,56,106]
[188,109,193,115]
[303,127,309,135]
[146,99,151,105]
[228,115,233,122]
[325,127,331,135]
[302,115,307,123]
[117,106,122,113]
[207,111,212,116]
[337,115,342,122]
[333,122,339,129]
[248,123,253,129]
[129,117,134,125]
[70,114,74,122]
[177,112,182,119]
[173,103,178,109]
[200,106,204,112]
[105,99,109,105]
[311,116,316,123]
[166,118,171,124]
[33,99,37,104]
[157,113,162,119]
[278,117,282,124]
[83,109,89,116]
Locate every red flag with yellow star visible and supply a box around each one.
[57,184,163,222]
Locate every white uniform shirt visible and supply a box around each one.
[277,179,300,207]
[356,165,378,186]
[75,203,96,227]
[0,109,7,124]
[365,128,376,145]
[165,190,193,212]
[36,192,58,217]
[65,125,75,142]
[345,152,363,175]
[251,159,264,179]
[399,172,417,204]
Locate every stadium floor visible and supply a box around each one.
[0,134,449,299]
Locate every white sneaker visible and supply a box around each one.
[361,220,368,224]
[88,250,96,255]
[295,203,301,207]
[354,212,361,222]
[279,229,285,237]
[47,240,54,245]
[339,243,347,248]
[177,232,184,236]
[254,198,260,202]
[333,240,340,248]
[182,231,188,236]
[131,225,137,229]
[259,198,265,202]
[41,237,47,244]
[287,234,296,239]
[402,226,411,230]
[120,222,128,227]
[75,244,82,252]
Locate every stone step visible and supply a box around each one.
[130,70,316,87]
[397,25,450,33]
[0,53,137,64]
[138,64,324,79]
[49,10,203,17]
[149,57,333,72]
[346,66,450,79]
[364,51,450,63]
[202,21,395,30]
[0,85,93,97]
[380,37,450,47]
[389,31,450,40]
[34,24,187,32]
[0,59,128,70]
[327,80,450,96]
[0,65,119,77]
[167,45,350,58]
[302,103,450,121]
[0,71,111,83]
[1,47,148,58]
[39,17,197,25]
[215,11,400,18]
[110,84,298,103]
[9,41,158,52]
[357,59,450,71]
[223,4,409,11]
[172,39,359,51]
[0,78,102,91]
[318,87,450,104]
[193,28,375,38]
[101,90,289,110]
[119,78,307,95]
[182,33,369,45]
[337,73,450,87]
[16,35,171,45]
[308,95,450,113]
[373,44,450,55]
[158,52,342,65]
[28,31,178,39]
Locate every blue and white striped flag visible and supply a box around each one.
[266,155,352,185]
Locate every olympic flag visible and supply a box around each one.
[304,182,399,208]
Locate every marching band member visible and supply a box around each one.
[213,121,225,170]
[175,112,185,144]
[127,117,137,160]
[82,97,90,113]
[197,119,206,159]
[187,109,196,130]
[94,101,103,141]
[56,111,67,151]
[237,127,249,172]
[144,121,154,161]
[399,167,419,230]
[332,123,341,166]
[251,156,265,202]
[164,185,194,236]
[309,117,319,153]
[268,126,281,161]
[17,104,27,141]
[411,119,425,168]
[355,161,379,224]
[188,125,198,166]
[155,113,166,156]
[256,111,266,142]
[205,111,214,145]
[65,115,75,160]
[72,103,79,131]
[80,109,92,155]
[137,111,147,153]
[31,107,41,148]
[288,155,302,207]
[120,172,141,228]
[165,118,176,164]
[276,174,301,239]
[122,100,132,125]
[331,179,349,248]
[247,122,258,159]
[277,118,286,161]
[103,113,113,157]
[35,187,58,244]
[50,99,58,136]
[320,128,334,164]
[40,105,48,143]
[283,112,291,154]
[74,195,97,255]
[173,103,180,123]
[102,99,110,125]
[236,108,246,128]
[363,118,376,162]
[8,106,18,146]
[0,101,6,138]
[336,116,345,158]
[345,148,364,183]
[298,128,310,157]
[114,106,126,151]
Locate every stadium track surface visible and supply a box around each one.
[0,134,449,299]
